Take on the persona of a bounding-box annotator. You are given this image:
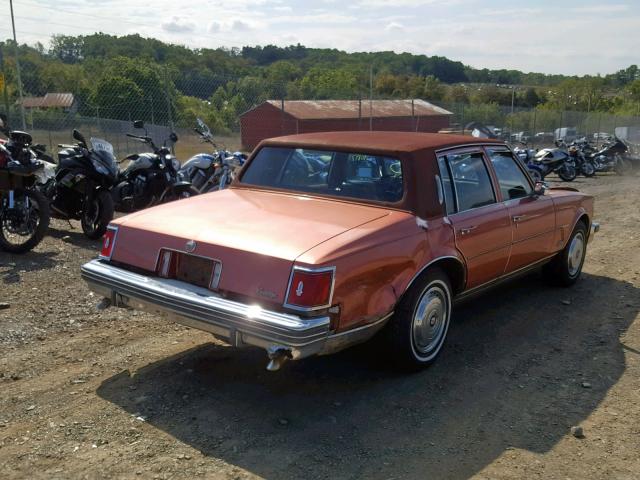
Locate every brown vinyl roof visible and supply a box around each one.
[261,131,503,154]
[22,93,75,109]
[262,99,452,120]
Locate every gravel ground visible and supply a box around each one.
[1,173,639,480]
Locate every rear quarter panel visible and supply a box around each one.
[298,213,461,332]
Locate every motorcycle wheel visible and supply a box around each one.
[558,165,577,182]
[162,185,199,203]
[581,161,596,177]
[81,190,114,240]
[528,168,543,183]
[614,157,633,176]
[0,188,50,254]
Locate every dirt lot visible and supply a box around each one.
[1,174,639,480]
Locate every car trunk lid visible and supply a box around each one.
[110,189,390,304]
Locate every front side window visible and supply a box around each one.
[487,150,533,200]
[446,152,496,212]
[240,147,404,203]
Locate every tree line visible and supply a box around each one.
[0,34,638,134]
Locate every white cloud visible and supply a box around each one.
[11,0,640,75]
[161,16,196,33]
[384,22,405,32]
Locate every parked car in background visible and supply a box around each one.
[593,132,611,141]
[82,132,599,372]
[555,127,578,143]
[535,132,555,143]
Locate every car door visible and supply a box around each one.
[485,148,555,272]
[437,150,512,289]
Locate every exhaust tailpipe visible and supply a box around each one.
[266,347,291,372]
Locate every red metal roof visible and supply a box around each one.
[22,93,75,109]
[261,99,452,120]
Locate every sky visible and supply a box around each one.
[3,0,639,76]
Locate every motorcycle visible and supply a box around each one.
[567,144,596,177]
[526,148,577,182]
[0,114,50,253]
[112,121,198,212]
[513,142,537,164]
[37,129,118,239]
[587,136,633,175]
[178,118,246,193]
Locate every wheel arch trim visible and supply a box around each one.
[401,255,467,300]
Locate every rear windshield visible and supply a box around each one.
[240,147,404,203]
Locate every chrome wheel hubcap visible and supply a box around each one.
[412,285,448,356]
[568,232,585,277]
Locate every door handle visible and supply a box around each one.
[459,226,477,235]
[512,215,527,223]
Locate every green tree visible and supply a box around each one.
[423,75,445,101]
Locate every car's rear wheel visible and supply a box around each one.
[386,268,452,371]
[543,222,587,287]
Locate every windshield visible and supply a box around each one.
[240,147,404,203]
[90,137,117,175]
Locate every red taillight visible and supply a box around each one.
[285,267,335,310]
[99,226,118,260]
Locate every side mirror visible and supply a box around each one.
[534,181,547,196]
[169,132,178,143]
[133,120,145,129]
[72,129,87,146]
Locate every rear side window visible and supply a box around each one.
[445,152,496,212]
[487,150,533,200]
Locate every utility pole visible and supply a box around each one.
[369,64,373,131]
[9,0,26,130]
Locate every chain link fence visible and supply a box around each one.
[2,62,640,160]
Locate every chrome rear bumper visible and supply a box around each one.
[81,259,331,360]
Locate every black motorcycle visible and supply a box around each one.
[0,115,50,253]
[37,129,117,239]
[566,143,596,177]
[588,136,633,175]
[112,121,198,212]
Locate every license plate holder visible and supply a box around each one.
[175,254,214,289]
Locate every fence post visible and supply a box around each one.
[163,65,174,136]
[596,113,602,148]
[532,109,537,148]
[460,103,465,134]
[281,97,285,135]
[411,99,415,132]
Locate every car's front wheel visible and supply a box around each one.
[543,221,587,286]
[387,268,452,370]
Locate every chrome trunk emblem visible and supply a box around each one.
[185,240,197,252]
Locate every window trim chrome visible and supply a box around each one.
[283,265,337,312]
